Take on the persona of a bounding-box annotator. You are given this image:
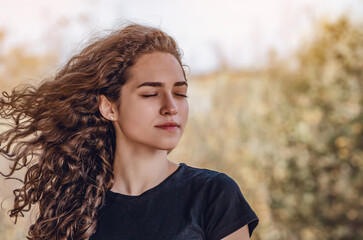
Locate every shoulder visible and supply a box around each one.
[203,172,246,208]
[209,172,240,190]
[179,164,246,206]
[196,170,259,239]
[178,163,229,190]
[181,163,221,180]
[181,163,239,190]
[177,163,259,239]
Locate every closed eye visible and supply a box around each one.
[142,94,158,98]
[142,94,188,98]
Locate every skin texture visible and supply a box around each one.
[0,24,200,239]
[99,51,249,239]
[99,52,188,196]
[222,225,249,240]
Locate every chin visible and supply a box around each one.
[153,141,179,151]
[157,144,178,151]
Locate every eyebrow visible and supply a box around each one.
[136,81,188,89]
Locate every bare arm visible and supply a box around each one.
[221,224,249,240]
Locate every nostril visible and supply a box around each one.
[161,107,177,116]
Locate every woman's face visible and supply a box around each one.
[113,52,189,151]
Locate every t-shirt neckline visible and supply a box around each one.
[107,162,186,200]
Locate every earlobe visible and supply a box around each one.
[99,94,116,121]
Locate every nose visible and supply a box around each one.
[160,92,177,116]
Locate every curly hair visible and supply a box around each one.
[0,23,186,239]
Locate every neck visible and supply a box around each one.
[110,141,179,196]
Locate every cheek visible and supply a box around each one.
[179,101,189,121]
[121,101,156,127]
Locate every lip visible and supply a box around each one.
[155,126,179,132]
[155,122,180,131]
[155,122,180,127]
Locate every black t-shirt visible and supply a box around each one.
[90,163,259,240]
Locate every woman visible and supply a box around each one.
[0,23,259,240]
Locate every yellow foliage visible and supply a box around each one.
[172,16,363,240]
[1,16,363,240]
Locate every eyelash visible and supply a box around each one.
[142,94,188,98]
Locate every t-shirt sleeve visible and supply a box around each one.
[204,173,259,240]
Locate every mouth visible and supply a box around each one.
[155,122,180,131]
[155,122,179,127]
[155,125,179,131]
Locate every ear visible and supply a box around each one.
[99,94,117,121]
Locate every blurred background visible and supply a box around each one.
[0,0,362,239]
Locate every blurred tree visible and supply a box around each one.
[172,16,362,240]
[270,16,363,240]
[0,30,58,92]
[1,15,362,240]
[0,29,58,240]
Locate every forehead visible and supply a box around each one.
[127,52,185,85]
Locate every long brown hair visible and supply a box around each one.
[0,23,186,239]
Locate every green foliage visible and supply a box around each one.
[173,16,363,240]
[272,17,363,240]
[0,30,57,240]
[1,16,362,240]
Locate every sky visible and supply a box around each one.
[0,0,362,74]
